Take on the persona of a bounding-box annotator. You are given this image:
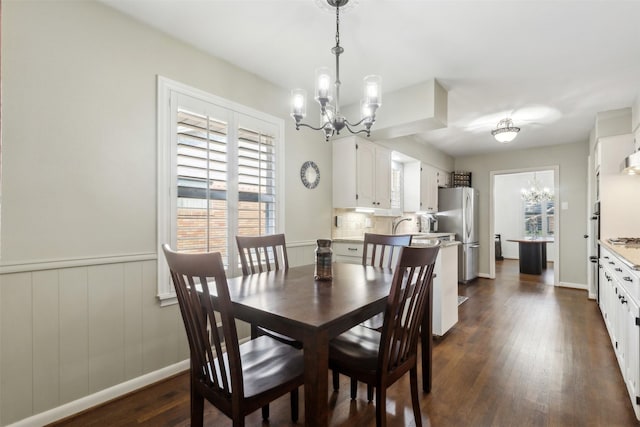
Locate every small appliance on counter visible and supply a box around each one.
[419,214,438,233]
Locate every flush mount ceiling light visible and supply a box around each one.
[491,118,520,143]
[290,0,381,142]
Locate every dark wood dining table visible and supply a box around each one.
[220,262,434,427]
[507,236,555,274]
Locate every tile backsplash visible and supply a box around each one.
[332,209,420,239]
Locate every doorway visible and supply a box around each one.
[489,167,560,285]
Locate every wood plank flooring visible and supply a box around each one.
[50,260,639,426]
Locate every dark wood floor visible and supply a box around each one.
[50,260,639,426]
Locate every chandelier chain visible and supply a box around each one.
[335,5,340,46]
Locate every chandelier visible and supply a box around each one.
[491,118,520,143]
[290,0,381,141]
[521,173,553,204]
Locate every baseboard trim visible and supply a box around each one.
[558,281,587,291]
[6,359,190,427]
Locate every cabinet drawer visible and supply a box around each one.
[333,242,363,258]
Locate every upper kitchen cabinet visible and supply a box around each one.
[436,168,451,188]
[333,136,391,209]
[404,162,438,213]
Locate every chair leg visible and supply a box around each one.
[333,370,340,391]
[190,377,204,427]
[350,377,358,399]
[232,414,245,427]
[251,323,259,339]
[375,386,387,427]
[410,367,422,427]
[261,404,269,421]
[290,388,299,422]
[367,384,374,402]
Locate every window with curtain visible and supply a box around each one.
[157,77,284,304]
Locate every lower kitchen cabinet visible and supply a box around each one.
[431,242,459,336]
[599,246,640,420]
[333,240,459,336]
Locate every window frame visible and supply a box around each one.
[157,76,285,306]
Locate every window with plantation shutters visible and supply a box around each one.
[157,77,284,305]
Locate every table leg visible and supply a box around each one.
[303,329,329,427]
[518,242,543,274]
[541,242,547,269]
[421,278,433,393]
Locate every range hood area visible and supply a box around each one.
[622,150,640,175]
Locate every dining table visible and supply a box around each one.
[507,236,555,274]
[218,262,434,427]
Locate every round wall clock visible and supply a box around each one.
[300,161,320,189]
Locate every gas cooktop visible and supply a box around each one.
[608,237,640,245]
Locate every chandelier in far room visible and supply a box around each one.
[290,0,382,141]
[521,173,553,204]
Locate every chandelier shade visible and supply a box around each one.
[290,0,381,141]
[491,118,520,143]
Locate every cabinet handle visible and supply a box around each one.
[609,261,615,265]
[347,247,358,252]
[623,276,633,282]
[604,256,610,259]
[615,268,622,272]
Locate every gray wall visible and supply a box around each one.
[0,0,590,425]
[0,1,328,424]
[455,141,589,286]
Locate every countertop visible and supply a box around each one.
[506,237,555,243]
[333,234,461,248]
[600,240,640,271]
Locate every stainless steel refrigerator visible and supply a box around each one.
[437,187,479,283]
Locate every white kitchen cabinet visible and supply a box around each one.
[333,241,363,264]
[422,164,439,212]
[333,136,391,209]
[334,238,459,336]
[404,162,438,213]
[599,246,640,420]
[436,168,451,188]
[432,243,459,336]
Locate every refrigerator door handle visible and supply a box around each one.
[469,244,480,248]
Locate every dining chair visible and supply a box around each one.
[235,234,301,349]
[333,232,413,397]
[236,233,289,275]
[329,245,439,427]
[362,232,413,268]
[162,244,304,427]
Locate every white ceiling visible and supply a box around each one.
[100,0,640,157]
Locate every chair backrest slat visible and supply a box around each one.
[379,245,439,374]
[236,234,289,276]
[362,233,413,268]
[163,245,242,398]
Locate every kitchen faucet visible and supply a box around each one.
[392,217,412,234]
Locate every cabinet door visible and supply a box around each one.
[356,140,376,208]
[421,164,438,212]
[403,161,421,212]
[623,290,640,414]
[374,145,391,209]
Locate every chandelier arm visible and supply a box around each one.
[295,122,332,132]
[343,122,370,136]
[344,117,370,127]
